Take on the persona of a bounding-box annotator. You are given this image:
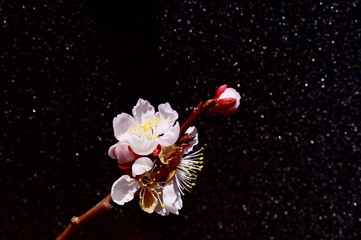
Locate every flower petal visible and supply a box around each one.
[139,190,158,214]
[163,181,183,214]
[115,142,137,164]
[127,136,158,155]
[157,122,180,147]
[111,175,138,205]
[153,103,178,133]
[108,144,117,159]
[157,102,178,125]
[152,117,170,134]
[132,99,155,124]
[113,113,136,141]
[183,126,199,154]
[155,203,169,216]
[132,157,154,177]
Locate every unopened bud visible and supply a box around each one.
[214,84,229,98]
[212,85,241,116]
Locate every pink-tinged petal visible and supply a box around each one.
[157,122,180,147]
[111,175,139,205]
[113,113,136,140]
[127,136,158,155]
[132,157,154,177]
[132,99,155,124]
[114,142,138,164]
[183,126,199,154]
[108,144,117,159]
[163,182,183,214]
[157,102,178,125]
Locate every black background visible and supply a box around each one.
[1,0,360,239]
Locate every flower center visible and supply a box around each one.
[139,173,156,188]
[127,117,164,140]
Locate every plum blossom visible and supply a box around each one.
[111,150,186,215]
[110,125,202,216]
[111,99,180,156]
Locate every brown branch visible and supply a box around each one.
[56,194,113,240]
[177,99,218,142]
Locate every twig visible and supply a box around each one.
[56,194,113,240]
[178,99,218,141]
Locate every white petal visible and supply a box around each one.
[157,122,180,147]
[132,99,155,124]
[219,88,236,98]
[113,113,136,141]
[185,126,197,135]
[152,116,170,133]
[127,136,158,155]
[183,126,199,154]
[163,181,183,214]
[155,203,169,216]
[132,157,154,177]
[157,102,178,125]
[111,175,139,205]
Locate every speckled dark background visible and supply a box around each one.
[1,0,360,239]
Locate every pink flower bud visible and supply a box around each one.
[108,142,138,164]
[212,84,241,116]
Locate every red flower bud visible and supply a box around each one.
[212,85,241,116]
[214,84,229,98]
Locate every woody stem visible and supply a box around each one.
[55,194,113,240]
[178,99,218,142]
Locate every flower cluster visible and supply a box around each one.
[109,85,240,215]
